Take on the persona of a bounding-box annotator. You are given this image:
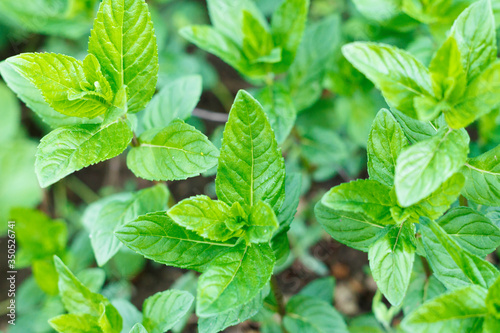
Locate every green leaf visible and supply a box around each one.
[368,109,409,186]
[390,109,436,144]
[429,37,466,106]
[287,15,341,111]
[298,277,336,304]
[315,199,386,252]
[437,207,500,257]
[90,184,169,266]
[216,90,285,214]
[139,75,202,133]
[206,0,265,45]
[11,208,67,264]
[448,61,500,129]
[276,172,302,231]
[320,179,394,224]
[484,315,500,333]
[270,0,309,71]
[0,60,99,128]
[88,0,158,113]
[486,276,500,318]
[142,290,194,333]
[50,313,102,333]
[179,26,247,76]
[99,302,123,333]
[197,242,274,317]
[450,0,497,83]
[115,212,235,271]
[254,83,297,144]
[342,42,433,118]
[395,127,469,207]
[246,201,279,244]
[369,223,416,306]
[420,218,499,290]
[461,145,500,206]
[36,119,133,187]
[127,120,219,181]
[283,295,348,333]
[168,195,241,242]
[408,173,465,221]
[0,81,20,142]
[130,323,148,333]
[401,285,488,333]
[198,285,269,333]
[53,256,122,331]
[241,10,276,64]
[6,53,112,118]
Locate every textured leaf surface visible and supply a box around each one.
[168,195,239,242]
[90,184,169,266]
[127,120,219,181]
[321,179,394,224]
[401,285,488,333]
[367,109,409,186]
[142,290,194,333]
[451,0,496,83]
[461,144,500,206]
[216,90,285,214]
[342,42,433,117]
[438,207,500,257]
[197,242,274,317]
[140,75,202,133]
[395,128,469,207]
[283,295,348,333]
[369,223,416,306]
[420,218,499,290]
[315,200,385,252]
[116,212,234,271]
[36,119,133,187]
[49,314,101,333]
[198,286,269,333]
[6,53,112,118]
[246,201,279,244]
[88,0,158,113]
[0,61,99,128]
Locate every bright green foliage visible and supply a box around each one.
[181,0,308,79]
[51,256,122,333]
[437,207,500,257]
[246,201,279,243]
[461,145,500,206]
[88,184,169,266]
[139,75,202,133]
[368,223,416,306]
[283,295,348,333]
[395,127,469,207]
[216,90,285,214]
[198,286,270,333]
[115,212,235,271]
[88,0,158,113]
[127,120,219,181]
[342,42,433,118]
[197,242,274,316]
[367,109,409,187]
[6,53,112,119]
[142,290,194,333]
[36,119,133,187]
[344,0,500,129]
[420,218,499,290]
[0,60,98,128]
[168,195,241,242]
[129,323,148,333]
[401,285,488,333]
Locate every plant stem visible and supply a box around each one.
[192,108,228,122]
[420,256,432,278]
[65,177,100,204]
[270,275,288,332]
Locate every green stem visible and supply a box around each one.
[65,177,100,204]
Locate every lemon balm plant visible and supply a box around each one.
[317,0,500,331]
[2,0,500,332]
